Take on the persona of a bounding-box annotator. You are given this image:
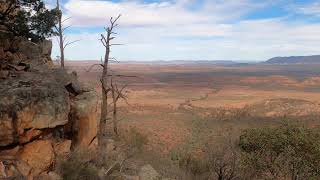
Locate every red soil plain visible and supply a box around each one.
[66,61,320,155]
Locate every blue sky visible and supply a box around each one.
[45,0,320,61]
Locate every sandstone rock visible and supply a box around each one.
[17,39,53,67]
[18,140,55,176]
[0,114,15,146]
[5,164,20,178]
[16,160,32,177]
[138,164,160,180]
[71,91,99,149]
[53,140,71,157]
[19,129,42,144]
[0,146,20,160]
[0,30,53,68]
[0,161,6,178]
[39,40,52,63]
[0,69,71,146]
[17,41,41,60]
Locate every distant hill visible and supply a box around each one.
[265,55,320,64]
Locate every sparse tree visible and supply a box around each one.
[98,14,121,162]
[205,140,240,180]
[55,0,79,68]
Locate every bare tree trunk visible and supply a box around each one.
[98,15,121,163]
[111,80,118,136]
[56,0,65,68]
[98,44,110,162]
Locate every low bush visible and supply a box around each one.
[178,152,209,178]
[56,150,99,180]
[125,127,148,151]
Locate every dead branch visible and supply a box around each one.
[85,63,104,72]
[64,39,81,49]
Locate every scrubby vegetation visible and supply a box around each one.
[125,127,149,151]
[239,123,320,180]
[57,150,100,180]
[171,122,320,180]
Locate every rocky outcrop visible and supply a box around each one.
[0,30,52,72]
[0,30,99,178]
[0,69,71,146]
[70,91,99,149]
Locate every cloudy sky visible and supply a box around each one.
[45,0,320,61]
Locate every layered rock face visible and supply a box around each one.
[0,30,99,178]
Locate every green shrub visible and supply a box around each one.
[126,127,148,151]
[239,122,320,179]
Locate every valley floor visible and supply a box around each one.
[68,62,320,178]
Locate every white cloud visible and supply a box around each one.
[63,0,265,27]
[51,0,320,61]
[294,1,320,16]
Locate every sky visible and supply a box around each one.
[45,0,320,61]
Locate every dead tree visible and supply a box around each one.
[55,0,79,68]
[98,14,121,160]
[110,77,128,136]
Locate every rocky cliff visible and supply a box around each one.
[0,30,99,179]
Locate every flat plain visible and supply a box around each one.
[67,62,320,157]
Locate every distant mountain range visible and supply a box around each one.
[120,56,320,65]
[265,55,320,64]
[66,55,320,65]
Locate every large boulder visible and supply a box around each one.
[70,91,99,149]
[0,30,52,71]
[17,39,52,66]
[0,69,71,146]
[18,140,55,176]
